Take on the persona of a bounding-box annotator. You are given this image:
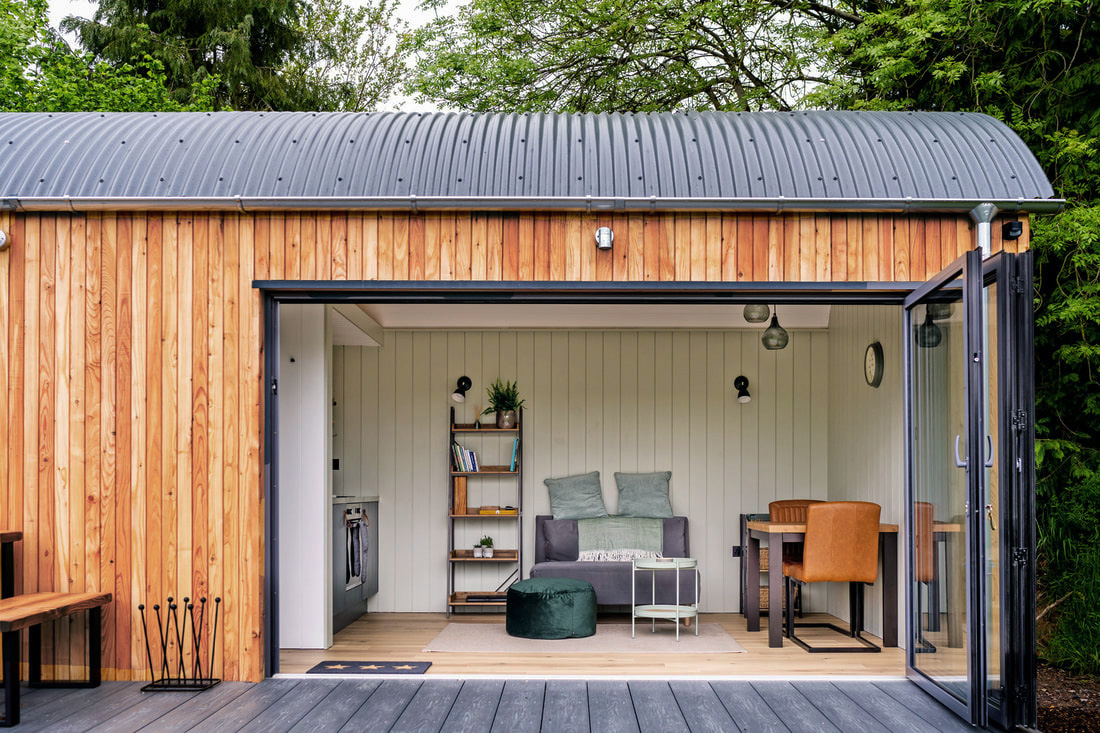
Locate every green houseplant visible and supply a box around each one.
[481,379,525,428]
[479,535,494,558]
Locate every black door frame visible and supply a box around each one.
[258,276,1036,729]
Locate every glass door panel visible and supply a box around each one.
[907,269,972,710]
[982,273,1003,715]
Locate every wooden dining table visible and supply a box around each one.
[0,530,20,600]
[745,520,899,649]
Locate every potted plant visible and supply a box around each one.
[482,379,525,429]
[479,535,494,558]
[473,543,483,558]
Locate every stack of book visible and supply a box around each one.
[452,442,479,472]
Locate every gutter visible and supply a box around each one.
[1,195,1066,215]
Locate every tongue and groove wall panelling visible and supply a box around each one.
[0,209,1028,680]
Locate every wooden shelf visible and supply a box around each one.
[452,424,520,433]
[449,591,507,606]
[450,512,520,518]
[451,466,517,476]
[449,550,519,562]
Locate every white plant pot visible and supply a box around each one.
[473,546,483,558]
[483,547,494,558]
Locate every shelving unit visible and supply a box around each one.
[447,406,523,617]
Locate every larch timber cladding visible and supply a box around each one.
[0,210,1028,681]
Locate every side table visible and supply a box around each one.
[632,557,699,640]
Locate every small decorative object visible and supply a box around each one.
[864,342,884,387]
[482,379,525,428]
[451,376,472,403]
[473,405,482,429]
[480,535,494,558]
[734,376,751,403]
[138,596,221,692]
[761,306,789,350]
[473,544,484,558]
[742,304,770,323]
[915,311,943,349]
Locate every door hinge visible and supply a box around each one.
[1012,547,1029,568]
[1012,276,1028,294]
[271,378,278,395]
[1012,409,1027,432]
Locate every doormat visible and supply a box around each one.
[306,661,432,675]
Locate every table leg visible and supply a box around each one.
[746,534,760,632]
[1,630,19,727]
[881,532,898,648]
[929,538,941,632]
[0,544,13,599]
[768,531,783,648]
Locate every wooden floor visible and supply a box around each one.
[280,612,906,677]
[8,677,972,732]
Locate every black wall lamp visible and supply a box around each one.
[1002,220,1023,240]
[451,376,472,403]
[734,376,751,404]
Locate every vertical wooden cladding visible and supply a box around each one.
[0,209,1027,682]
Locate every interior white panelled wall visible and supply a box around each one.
[825,305,906,641]
[333,329,831,614]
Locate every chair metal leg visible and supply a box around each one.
[1,630,19,727]
[915,583,937,653]
[786,580,880,653]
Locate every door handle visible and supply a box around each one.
[986,503,996,532]
[954,435,967,468]
[984,435,994,468]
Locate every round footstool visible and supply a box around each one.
[506,578,597,639]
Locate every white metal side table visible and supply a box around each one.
[632,557,699,640]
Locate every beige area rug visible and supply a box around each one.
[423,621,746,654]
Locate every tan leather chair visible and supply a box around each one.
[914,501,938,652]
[782,501,881,652]
[768,499,823,617]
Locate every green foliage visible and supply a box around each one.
[0,0,215,112]
[406,0,859,112]
[482,380,525,414]
[281,0,407,111]
[479,535,493,547]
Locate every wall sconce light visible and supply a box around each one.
[595,227,614,250]
[742,304,770,323]
[451,376,472,403]
[0,229,8,251]
[734,376,751,404]
[1002,220,1023,240]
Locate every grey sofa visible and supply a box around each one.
[530,515,700,606]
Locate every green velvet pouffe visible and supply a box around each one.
[506,578,597,639]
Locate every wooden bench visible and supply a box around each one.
[1,592,112,727]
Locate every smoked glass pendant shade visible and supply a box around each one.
[761,312,789,350]
[743,304,771,323]
[915,311,943,348]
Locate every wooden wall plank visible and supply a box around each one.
[472,213,488,281]
[346,214,362,280]
[377,214,393,280]
[814,214,831,280]
[455,214,473,280]
[549,214,566,281]
[364,214,378,280]
[533,214,551,281]
[408,213,425,280]
[284,214,301,280]
[628,214,644,281]
[330,214,348,280]
[393,214,410,280]
[831,217,847,282]
[518,214,535,281]
[565,214,581,281]
[752,217,768,282]
[503,214,519,280]
[487,214,503,281]
[798,214,815,281]
[720,215,737,282]
[143,214,163,680]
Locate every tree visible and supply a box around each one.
[61,0,304,110]
[406,0,867,112]
[280,0,408,111]
[1,0,216,112]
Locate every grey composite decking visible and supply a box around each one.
[7,678,972,732]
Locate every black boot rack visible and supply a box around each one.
[138,596,221,692]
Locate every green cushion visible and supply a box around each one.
[614,471,674,518]
[544,471,608,520]
[506,578,597,639]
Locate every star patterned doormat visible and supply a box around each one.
[306,661,432,675]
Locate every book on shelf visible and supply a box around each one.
[478,505,518,515]
[509,437,519,472]
[452,441,479,472]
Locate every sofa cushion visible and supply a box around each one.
[614,471,673,518]
[544,471,608,520]
[535,515,689,562]
[541,517,579,561]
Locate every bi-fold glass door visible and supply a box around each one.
[904,249,1036,729]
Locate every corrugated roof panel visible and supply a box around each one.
[0,110,1056,211]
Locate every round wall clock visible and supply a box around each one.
[864,342,884,388]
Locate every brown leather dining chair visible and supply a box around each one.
[769,499,823,617]
[914,501,938,653]
[782,501,882,652]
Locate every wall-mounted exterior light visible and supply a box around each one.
[1002,220,1023,240]
[0,229,8,251]
[595,227,614,250]
[734,376,751,404]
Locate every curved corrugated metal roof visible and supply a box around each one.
[0,111,1058,213]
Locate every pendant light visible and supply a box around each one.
[915,311,943,348]
[761,306,789,350]
[743,304,770,323]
